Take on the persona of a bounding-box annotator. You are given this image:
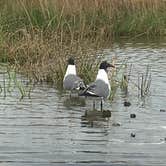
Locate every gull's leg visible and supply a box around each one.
[93,100,96,110]
[70,86,75,98]
[69,91,72,98]
[100,98,103,112]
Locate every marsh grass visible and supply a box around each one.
[0,0,165,89]
[138,65,151,98]
[108,56,152,102]
[0,66,33,99]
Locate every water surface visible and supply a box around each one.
[0,38,166,166]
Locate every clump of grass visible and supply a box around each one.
[108,57,152,102]
[138,65,151,98]
[0,66,34,99]
[1,0,166,38]
[2,27,104,89]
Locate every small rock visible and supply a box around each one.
[102,110,111,118]
[131,133,136,137]
[112,122,121,127]
[124,101,131,107]
[160,109,166,112]
[160,138,166,142]
[130,114,136,118]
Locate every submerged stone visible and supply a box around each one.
[160,109,166,112]
[102,110,111,118]
[130,114,136,118]
[84,109,111,118]
[124,101,131,107]
[131,133,136,137]
[112,122,121,126]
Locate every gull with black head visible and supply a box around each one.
[79,61,115,111]
[63,57,86,97]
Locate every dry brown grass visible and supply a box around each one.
[3,28,100,88]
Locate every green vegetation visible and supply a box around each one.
[0,64,33,99]
[0,0,165,90]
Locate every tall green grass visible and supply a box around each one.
[1,0,165,36]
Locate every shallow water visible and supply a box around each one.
[0,38,166,166]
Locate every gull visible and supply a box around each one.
[63,57,86,96]
[79,61,115,111]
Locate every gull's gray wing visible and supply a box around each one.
[63,74,85,90]
[79,79,110,99]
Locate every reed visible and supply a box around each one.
[138,65,151,98]
[1,0,165,35]
[0,67,33,99]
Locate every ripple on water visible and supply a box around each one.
[0,39,166,165]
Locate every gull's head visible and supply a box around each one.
[68,57,75,65]
[99,61,115,72]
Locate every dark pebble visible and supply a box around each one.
[160,109,166,112]
[160,138,166,142]
[130,114,136,118]
[131,133,136,137]
[112,122,121,127]
[124,101,131,107]
[102,110,111,118]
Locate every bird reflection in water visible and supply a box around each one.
[81,109,111,127]
[63,96,86,107]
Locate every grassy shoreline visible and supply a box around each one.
[0,0,166,88]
